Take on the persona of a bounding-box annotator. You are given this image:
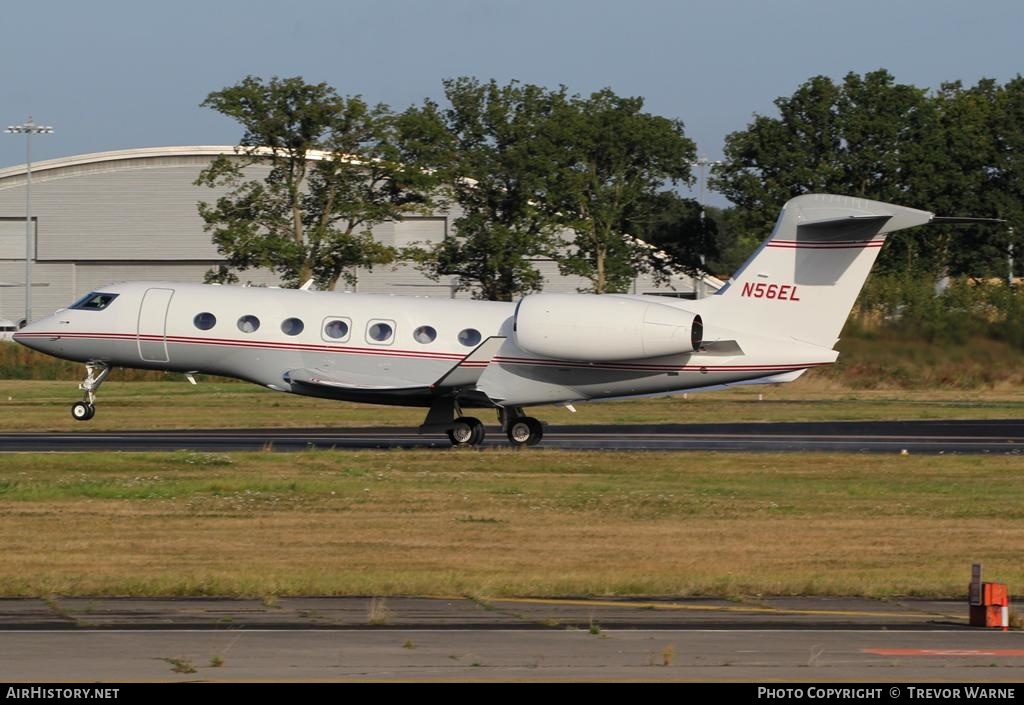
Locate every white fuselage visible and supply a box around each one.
[15,281,835,409]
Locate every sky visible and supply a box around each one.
[1,0,1021,205]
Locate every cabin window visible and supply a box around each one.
[367,320,395,344]
[193,312,216,331]
[413,325,437,344]
[281,317,304,336]
[458,328,482,347]
[322,318,351,341]
[69,292,119,311]
[237,315,260,333]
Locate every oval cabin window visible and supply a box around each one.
[237,315,260,333]
[458,328,482,347]
[281,317,304,336]
[367,321,394,343]
[193,312,216,331]
[413,325,437,344]
[323,319,350,340]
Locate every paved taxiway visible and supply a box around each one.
[1,597,1021,681]
[1,419,1022,453]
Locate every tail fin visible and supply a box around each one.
[715,194,933,348]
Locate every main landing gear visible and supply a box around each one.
[445,412,543,448]
[421,401,545,448]
[505,415,543,447]
[447,416,485,447]
[71,362,111,422]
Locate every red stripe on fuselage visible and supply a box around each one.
[17,332,830,374]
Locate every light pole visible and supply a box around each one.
[5,117,53,325]
[689,155,721,298]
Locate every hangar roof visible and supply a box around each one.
[0,145,328,183]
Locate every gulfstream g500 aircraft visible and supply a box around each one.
[14,194,980,447]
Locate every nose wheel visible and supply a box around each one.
[72,362,111,422]
[71,401,96,421]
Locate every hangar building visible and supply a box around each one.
[0,146,715,325]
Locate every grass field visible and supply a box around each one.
[2,340,1022,601]
[3,377,1024,432]
[1,450,1022,599]
[4,335,1024,431]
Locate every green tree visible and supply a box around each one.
[711,70,939,270]
[547,90,696,293]
[196,75,434,289]
[711,69,1019,277]
[621,191,719,282]
[403,78,567,301]
[933,78,1024,278]
[712,74,845,237]
[993,76,1024,280]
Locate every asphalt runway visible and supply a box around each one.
[1,419,1022,453]
[1,597,1021,681]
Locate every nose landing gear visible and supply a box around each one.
[72,362,111,422]
[71,400,95,421]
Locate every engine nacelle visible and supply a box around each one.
[513,294,703,361]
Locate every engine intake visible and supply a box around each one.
[513,294,703,361]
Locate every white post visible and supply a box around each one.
[5,117,54,325]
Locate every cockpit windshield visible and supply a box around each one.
[69,292,119,311]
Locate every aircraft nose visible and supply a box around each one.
[12,319,59,354]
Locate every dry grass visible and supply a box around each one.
[2,377,1024,433]
[0,450,1022,598]
[4,334,1024,432]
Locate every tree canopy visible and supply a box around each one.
[711,69,1022,277]
[196,75,435,289]
[194,70,1024,298]
[400,78,568,301]
[625,191,720,280]
[403,79,699,298]
[546,89,697,293]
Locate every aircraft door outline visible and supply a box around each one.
[137,287,174,363]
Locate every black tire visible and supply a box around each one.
[506,416,543,447]
[71,402,95,421]
[448,416,485,447]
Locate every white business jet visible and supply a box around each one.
[13,194,978,447]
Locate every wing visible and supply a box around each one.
[431,335,506,387]
[283,367,433,400]
[283,336,507,404]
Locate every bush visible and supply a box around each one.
[0,343,220,382]
[850,275,1024,349]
